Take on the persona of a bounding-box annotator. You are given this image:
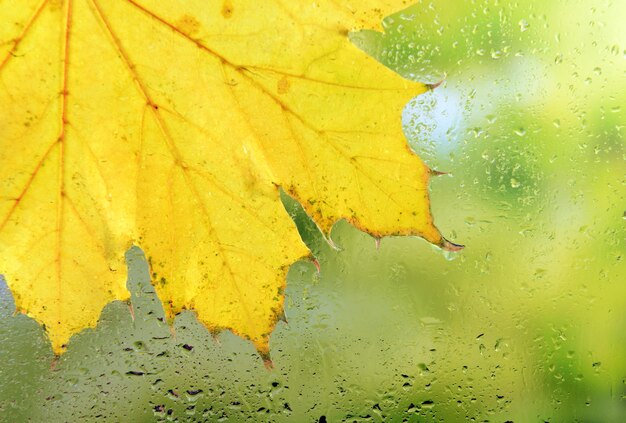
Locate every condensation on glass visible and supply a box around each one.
[1,0,624,421]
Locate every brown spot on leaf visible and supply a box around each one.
[49,0,62,11]
[222,0,234,19]
[277,77,290,94]
[176,14,201,36]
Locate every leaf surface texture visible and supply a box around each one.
[0,0,447,356]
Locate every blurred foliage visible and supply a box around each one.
[1,0,624,421]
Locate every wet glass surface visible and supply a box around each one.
[1,0,625,421]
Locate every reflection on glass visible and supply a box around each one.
[1,0,624,421]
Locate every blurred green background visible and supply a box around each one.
[1,0,624,421]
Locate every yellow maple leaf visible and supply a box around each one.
[0,0,460,361]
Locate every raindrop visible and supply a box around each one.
[421,400,435,409]
[518,19,530,32]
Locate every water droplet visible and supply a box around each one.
[421,400,435,409]
[518,19,529,32]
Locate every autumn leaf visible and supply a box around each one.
[0,0,459,361]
